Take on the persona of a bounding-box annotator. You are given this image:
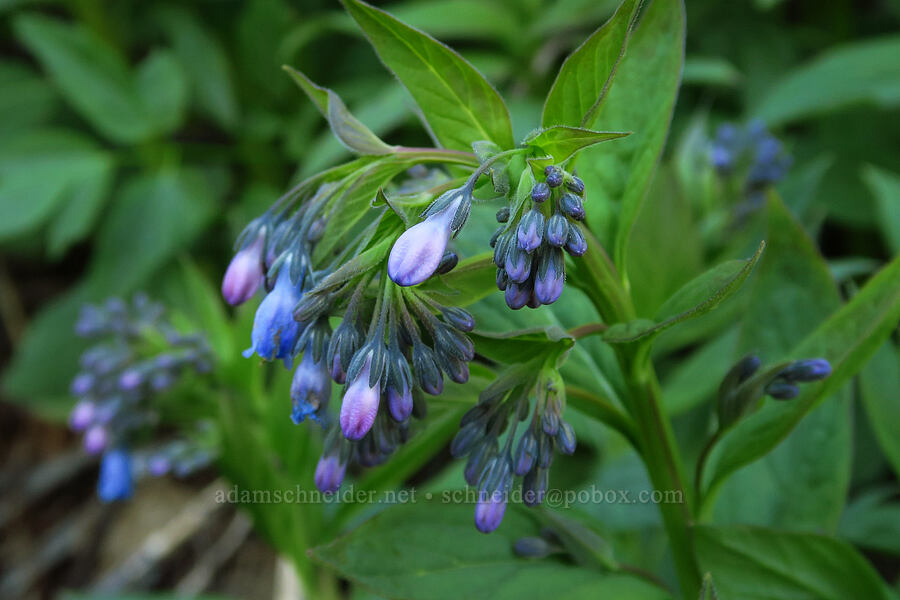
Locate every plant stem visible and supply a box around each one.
[623,356,701,599]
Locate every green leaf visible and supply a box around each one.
[343,0,514,151]
[0,60,58,137]
[541,0,642,129]
[418,252,496,307]
[662,328,739,416]
[0,128,113,242]
[575,0,684,274]
[155,5,239,130]
[839,487,900,556]
[312,501,673,600]
[603,241,764,344]
[694,524,891,600]
[283,66,395,155]
[135,49,189,137]
[13,14,154,144]
[702,252,900,508]
[698,573,719,600]
[860,342,900,479]
[861,165,900,255]
[682,56,741,88]
[524,126,629,164]
[713,196,850,532]
[45,157,115,257]
[1,169,216,416]
[755,35,900,125]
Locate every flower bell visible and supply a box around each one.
[97,448,134,502]
[339,356,381,440]
[290,345,332,424]
[243,263,305,365]
[222,232,265,306]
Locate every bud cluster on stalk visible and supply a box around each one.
[491,165,588,310]
[449,365,575,533]
[709,119,792,204]
[69,295,215,502]
[225,164,478,495]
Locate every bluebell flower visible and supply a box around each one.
[222,232,265,306]
[534,248,565,305]
[517,209,544,252]
[243,263,305,366]
[475,490,507,533]
[69,400,96,432]
[290,345,332,424]
[339,356,381,440]
[84,425,109,455]
[388,188,468,287]
[97,448,134,502]
[314,453,346,493]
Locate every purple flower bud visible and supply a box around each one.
[544,166,563,188]
[242,264,304,364]
[545,213,569,247]
[517,210,544,253]
[505,282,530,310]
[435,251,459,275]
[413,344,444,396]
[290,348,332,424]
[565,224,587,257]
[314,454,346,493]
[71,373,94,396]
[84,425,109,455]
[523,467,548,506]
[534,249,565,305]
[559,192,585,221]
[475,490,507,533]
[98,448,134,502]
[765,380,799,400]
[222,233,265,306]
[388,195,463,287]
[781,359,831,382]
[330,353,347,384]
[495,207,510,222]
[340,356,381,440]
[531,182,551,203]
[514,536,552,557]
[118,368,143,391]
[442,307,475,332]
[513,431,537,476]
[556,421,576,455]
[387,383,413,422]
[505,245,532,283]
[150,372,174,391]
[495,268,508,291]
[69,400,96,432]
[565,176,585,195]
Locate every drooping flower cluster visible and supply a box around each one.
[70,295,215,502]
[449,365,575,533]
[225,165,478,495]
[709,119,793,200]
[491,165,588,310]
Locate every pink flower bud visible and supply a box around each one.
[339,356,381,440]
[222,234,265,305]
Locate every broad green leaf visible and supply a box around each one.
[541,0,641,128]
[2,169,216,417]
[713,196,850,532]
[524,127,629,164]
[839,487,900,556]
[13,14,154,144]
[312,501,673,600]
[419,252,496,307]
[343,0,514,151]
[388,0,519,44]
[155,5,239,130]
[699,573,719,600]
[603,241,764,344]
[861,165,900,255]
[859,342,900,478]
[662,328,739,416]
[694,524,891,600]
[0,129,113,242]
[0,60,58,137]
[755,36,900,125]
[135,49,189,137]
[284,66,395,155]
[703,252,900,508]
[471,325,573,366]
[576,0,684,274]
[45,158,115,257]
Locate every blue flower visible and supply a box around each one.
[98,448,134,502]
[222,232,265,306]
[243,263,304,366]
[290,345,332,424]
[339,355,381,440]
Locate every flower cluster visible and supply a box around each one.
[491,165,588,310]
[69,295,214,502]
[225,166,477,495]
[709,119,793,198]
[449,366,575,533]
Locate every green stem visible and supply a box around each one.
[565,384,638,450]
[623,353,701,599]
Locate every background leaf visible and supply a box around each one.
[343,0,514,151]
[525,126,628,164]
[694,524,891,600]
